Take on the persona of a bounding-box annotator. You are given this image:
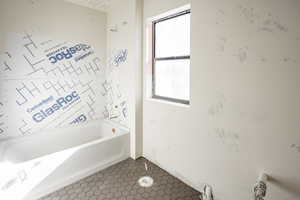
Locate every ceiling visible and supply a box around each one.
[64,0,111,12]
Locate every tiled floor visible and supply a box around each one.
[39,158,200,200]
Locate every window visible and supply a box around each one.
[152,10,190,105]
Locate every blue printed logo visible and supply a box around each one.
[47,44,91,64]
[32,91,80,123]
[70,114,87,124]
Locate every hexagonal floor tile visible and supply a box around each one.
[39,158,200,200]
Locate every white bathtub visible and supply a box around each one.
[0,120,130,200]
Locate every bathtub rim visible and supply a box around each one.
[1,118,129,145]
[0,119,130,163]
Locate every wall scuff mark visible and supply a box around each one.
[234,46,248,63]
[215,9,225,25]
[217,37,227,53]
[237,4,288,33]
[208,93,226,117]
[215,128,240,152]
[290,143,300,153]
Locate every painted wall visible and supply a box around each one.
[143,0,300,200]
[0,0,132,142]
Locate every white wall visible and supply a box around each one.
[143,0,300,200]
[0,0,107,60]
[107,0,143,158]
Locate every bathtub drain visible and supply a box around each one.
[138,176,154,187]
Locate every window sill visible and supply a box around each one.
[145,97,190,108]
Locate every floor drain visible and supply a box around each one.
[138,176,154,187]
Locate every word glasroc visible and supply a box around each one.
[32,91,80,123]
[47,44,91,64]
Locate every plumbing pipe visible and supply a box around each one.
[254,173,268,200]
[258,173,268,183]
[199,184,214,200]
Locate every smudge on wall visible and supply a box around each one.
[208,93,226,117]
[237,4,288,33]
[290,143,300,153]
[234,46,248,63]
[215,128,240,152]
[214,4,297,66]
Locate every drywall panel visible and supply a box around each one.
[0,0,110,140]
[0,0,132,198]
[143,0,300,199]
[107,0,143,158]
[0,0,132,141]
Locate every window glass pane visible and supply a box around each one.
[155,59,190,101]
[155,13,190,58]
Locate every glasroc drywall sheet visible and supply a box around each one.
[0,31,129,141]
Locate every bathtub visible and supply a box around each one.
[0,120,130,200]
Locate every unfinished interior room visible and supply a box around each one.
[0,0,299,199]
